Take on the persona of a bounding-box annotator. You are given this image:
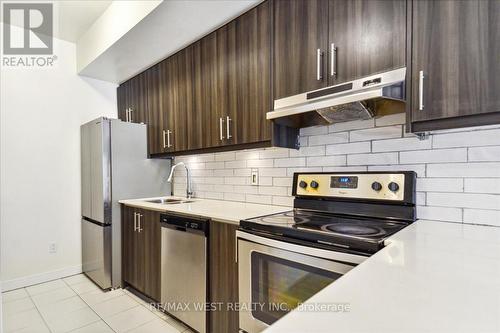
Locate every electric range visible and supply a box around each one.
[237,172,417,333]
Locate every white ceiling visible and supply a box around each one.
[56,1,112,43]
[78,0,261,83]
[1,0,112,43]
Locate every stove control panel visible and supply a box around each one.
[294,173,405,201]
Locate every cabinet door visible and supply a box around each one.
[209,221,239,333]
[232,0,273,145]
[214,21,238,147]
[142,209,161,301]
[273,0,329,100]
[146,65,164,155]
[117,84,127,122]
[159,56,179,153]
[410,0,500,129]
[328,0,406,85]
[122,206,144,291]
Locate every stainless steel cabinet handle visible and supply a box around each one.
[162,130,167,148]
[419,70,425,111]
[129,108,133,122]
[133,212,137,232]
[316,49,323,81]
[330,43,337,77]
[166,130,172,148]
[219,117,225,141]
[125,108,129,122]
[138,214,143,233]
[226,116,232,139]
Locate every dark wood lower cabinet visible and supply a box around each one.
[122,206,161,302]
[209,220,239,333]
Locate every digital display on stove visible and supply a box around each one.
[330,176,358,189]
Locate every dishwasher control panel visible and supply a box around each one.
[160,214,209,234]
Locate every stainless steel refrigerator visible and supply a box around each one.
[81,117,170,289]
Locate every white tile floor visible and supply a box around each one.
[2,274,193,333]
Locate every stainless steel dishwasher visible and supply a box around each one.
[160,213,209,333]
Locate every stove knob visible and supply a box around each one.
[388,182,400,192]
[299,180,308,189]
[371,181,382,191]
[310,180,319,189]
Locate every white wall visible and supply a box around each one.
[173,113,500,227]
[0,28,117,291]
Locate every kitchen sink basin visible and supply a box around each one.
[146,198,194,204]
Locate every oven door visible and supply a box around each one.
[237,231,366,333]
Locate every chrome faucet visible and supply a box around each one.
[167,162,193,199]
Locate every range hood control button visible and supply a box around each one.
[388,182,400,192]
[310,181,319,189]
[299,181,308,189]
[371,182,382,191]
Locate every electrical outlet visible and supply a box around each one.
[49,242,57,254]
[251,169,259,186]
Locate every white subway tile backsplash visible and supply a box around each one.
[328,118,375,133]
[259,186,288,196]
[326,142,371,155]
[286,167,324,177]
[417,178,463,192]
[289,146,326,157]
[433,129,500,148]
[225,160,247,169]
[246,194,272,204]
[272,196,294,207]
[399,148,467,164]
[464,179,500,194]
[309,132,349,146]
[273,177,293,187]
[417,206,463,223]
[173,114,500,227]
[215,152,235,161]
[274,158,307,167]
[349,125,402,142]
[300,125,328,136]
[374,113,406,127]
[372,137,432,152]
[259,148,289,159]
[427,163,500,178]
[468,146,500,162]
[427,192,500,210]
[259,177,273,186]
[347,153,398,165]
[463,209,500,227]
[260,168,287,177]
[307,155,347,167]
[367,164,426,177]
[224,177,247,185]
[247,159,275,168]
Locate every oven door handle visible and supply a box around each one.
[235,230,367,265]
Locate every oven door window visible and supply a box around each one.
[251,251,342,325]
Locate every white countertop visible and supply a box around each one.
[264,220,500,333]
[118,197,290,224]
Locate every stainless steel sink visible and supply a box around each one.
[146,198,194,204]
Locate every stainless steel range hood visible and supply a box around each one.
[267,67,406,128]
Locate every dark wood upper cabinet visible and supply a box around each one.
[117,74,148,124]
[273,0,329,100]
[328,0,406,85]
[409,0,500,132]
[233,0,273,145]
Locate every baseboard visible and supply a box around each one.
[1,264,82,292]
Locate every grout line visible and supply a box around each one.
[60,278,113,333]
[25,287,54,333]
